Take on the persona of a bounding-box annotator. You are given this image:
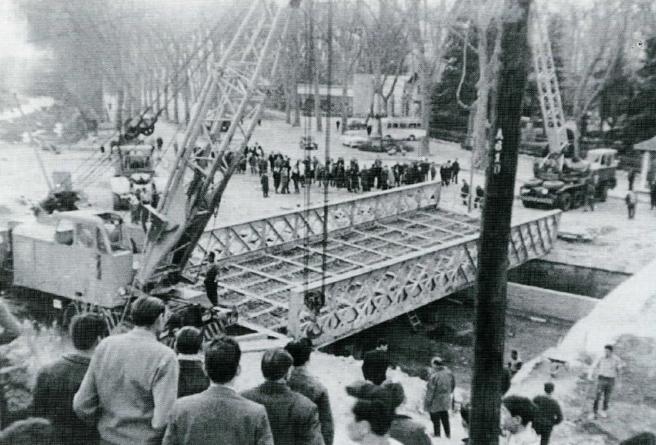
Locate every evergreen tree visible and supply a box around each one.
[430,30,479,134]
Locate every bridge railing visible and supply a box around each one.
[287,210,561,347]
[187,181,442,271]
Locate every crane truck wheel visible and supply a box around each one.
[598,185,608,202]
[112,193,122,211]
[558,193,572,211]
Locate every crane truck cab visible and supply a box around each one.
[110,144,166,210]
[9,210,136,309]
[520,148,618,210]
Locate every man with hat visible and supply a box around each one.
[347,381,431,445]
[423,356,455,439]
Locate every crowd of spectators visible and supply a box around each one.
[234,144,441,199]
[0,297,653,445]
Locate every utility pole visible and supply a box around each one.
[469,1,531,444]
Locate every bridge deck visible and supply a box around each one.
[187,183,560,346]
[211,207,480,331]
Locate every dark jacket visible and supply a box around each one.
[390,414,432,445]
[177,358,209,398]
[532,395,563,434]
[163,384,273,445]
[242,381,324,445]
[32,354,100,445]
[288,367,334,445]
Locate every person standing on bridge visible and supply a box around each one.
[204,252,219,307]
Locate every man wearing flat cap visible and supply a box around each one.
[423,356,455,439]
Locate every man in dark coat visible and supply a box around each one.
[362,349,389,386]
[461,180,470,206]
[242,349,324,445]
[261,173,270,198]
[174,327,209,398]
[33,313,108,445]
[628,168,637,191]
[360,166,370,192]
[532,382,563,445]
[204,252,219,306]
[347,381,431,445]
[451,159,460,184]
[285,338,334,445]
[650,180,656,210]
[163,337,273,445]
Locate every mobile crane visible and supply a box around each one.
[0,0,296,338]
[519,4,617,210]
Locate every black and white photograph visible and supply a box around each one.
[0,0,655,443]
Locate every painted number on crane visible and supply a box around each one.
[493,129,503,175]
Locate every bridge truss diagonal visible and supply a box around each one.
[187,183,560,346]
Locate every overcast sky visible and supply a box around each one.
[0,0,603,64]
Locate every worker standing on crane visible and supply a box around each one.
[204,252,219,307]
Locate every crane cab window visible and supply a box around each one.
[54,220,74,246]
[76,224,95,249]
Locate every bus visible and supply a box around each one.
[380,117,426,141]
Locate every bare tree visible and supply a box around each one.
[558,0,633,136]
[360,0,410,139]
[407,0,467,155]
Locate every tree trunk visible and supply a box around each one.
[420,58,432,156]
[184,69,191,125]
[314,63,322,132]
[155,70,162,116]
[115,87,124,132]
[173,70,180,124]
[292,69,301,127]
[163,68,170,121]
[285,81,292,124]
[341,80,349,134]
[469,2,531,445]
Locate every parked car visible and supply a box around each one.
[341,133,369,148]
[359,137,412,154]
[299,136,318,150]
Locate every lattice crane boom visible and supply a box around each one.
[136,0,296,289]
[530,3,570,155]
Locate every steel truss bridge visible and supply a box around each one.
[185,182,560,346]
